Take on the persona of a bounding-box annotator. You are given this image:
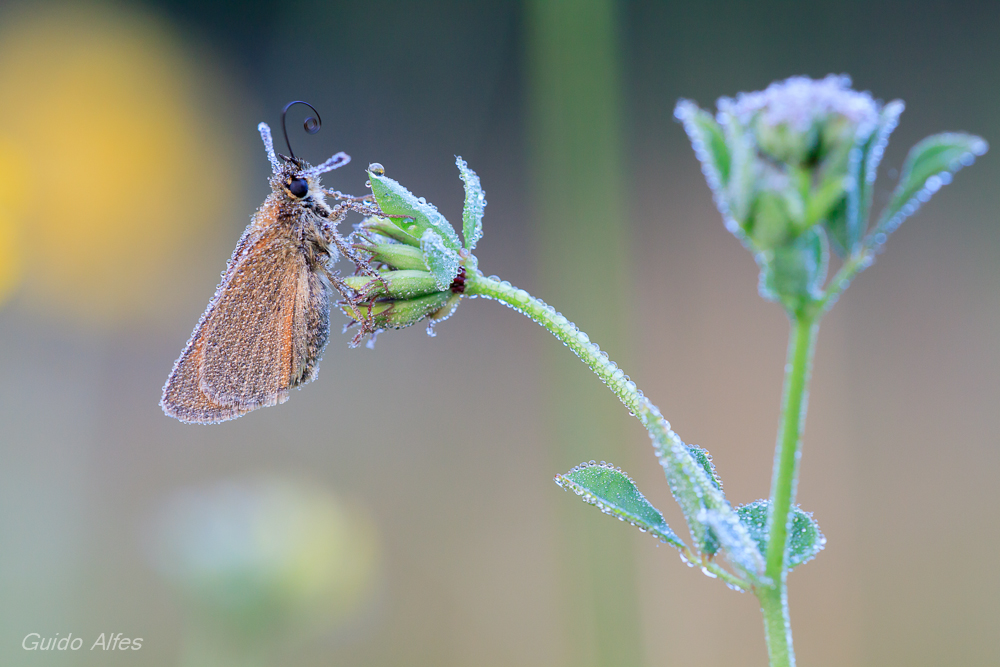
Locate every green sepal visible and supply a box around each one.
[367,171,462,251]
[758,227,828,312]
[718,108,758,230]
[420,229,461,290]
[342,270,441,301]
[339,291,453,330]
[359,217,422,247]
[674,100,731,204]
[455,156,485,252]
[555,462,686,551]
[736,500,826,569]
[827,101,905,257]
[362,243,429,271]
[874,132,988,238]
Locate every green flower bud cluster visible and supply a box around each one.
[675,74,987,314]
[341,158,485,342]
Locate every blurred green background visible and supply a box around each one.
[1,1,998,665]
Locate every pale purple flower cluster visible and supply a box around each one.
[718,74,879,132]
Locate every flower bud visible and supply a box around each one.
[356,242,429,272]
[358,216,421,247]
[677,75,894,312]
[339,291,455,334]
[342,270,441,301]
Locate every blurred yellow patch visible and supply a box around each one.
[0,140,25,304]
[0,6,240,324]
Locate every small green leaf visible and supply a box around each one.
[874,132,988,239]
[736,500,826,569]
[455,156,485,252]
[697,508,764,575]
[686,445,722,491]
[420,229,461,290]
[555,462,686,551]
[368,171,462,251]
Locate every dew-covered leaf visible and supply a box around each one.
[455,156,485,252]
[419,229,461,290]
[555,462,686,551]
[686,445,722,491]
[873,132,988,240]
[650,436,763,576]
[697,508,765,575]
[368,171,462,251]
[736,499,826,569]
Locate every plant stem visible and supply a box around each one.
[464,272,751,593]
[757,313,819,667]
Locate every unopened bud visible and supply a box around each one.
[340,291,455,332]
[359,242,429,271]
[342,270,441,301]
[359,217,421,247]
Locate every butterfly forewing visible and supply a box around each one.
[161,225,331,424]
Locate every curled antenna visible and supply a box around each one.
[281,100,322,160]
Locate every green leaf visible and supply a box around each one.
[455,156,485,252]
[555,462,686,551]
[697,508,764,575]
[368,171,462,251]
[874,132,988,239]
[650,436,763,576]
[686,445,722,491]
[419,230,461,290]
[736,500,826,569]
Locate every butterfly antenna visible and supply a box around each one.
[258,122,281,173]
[281,100,322,161]
[304,152,351,177]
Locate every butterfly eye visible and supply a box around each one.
[288,178,309,198]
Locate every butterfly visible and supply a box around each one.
[161,102,379,424]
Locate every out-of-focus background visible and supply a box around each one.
[1,1,998,665]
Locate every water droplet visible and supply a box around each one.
[368,162,385,176]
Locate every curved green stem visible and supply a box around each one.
[465,272,752,591]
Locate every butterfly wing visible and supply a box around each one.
[160,226,331,424]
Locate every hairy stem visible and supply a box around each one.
[757,313,819,667]
[464,272,751,592]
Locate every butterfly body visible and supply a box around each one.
[161,121,376,424]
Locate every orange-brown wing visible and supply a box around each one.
[160,329,253,424]
[199,231,310,408]
[160,228,321,423]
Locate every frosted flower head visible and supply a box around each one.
[718,75,879,165]
[677,74,985,314]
